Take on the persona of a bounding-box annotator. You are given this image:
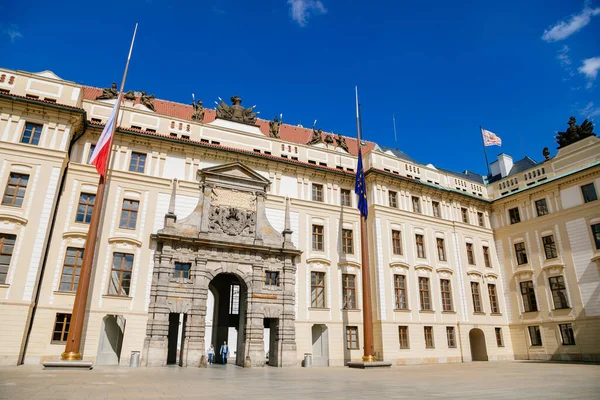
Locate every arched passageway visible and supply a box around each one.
[469,328,488,361]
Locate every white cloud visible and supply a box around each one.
[581,102,600,118]
[578,57,600,88]
[288,0,327,27]
[3,24,22,43]
[541,2,600,42]
[557,45,575,78]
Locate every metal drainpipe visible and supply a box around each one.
[19,118,87,364]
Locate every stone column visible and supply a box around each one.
[280,255,298,366]
[185,259,209,367]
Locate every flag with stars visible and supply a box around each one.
[355,148,368,219]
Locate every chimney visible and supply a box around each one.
[496,153,513,178]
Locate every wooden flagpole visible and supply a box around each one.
[61,24,138,361]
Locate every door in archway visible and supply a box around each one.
[469,328,488,361]
[210,273,247,366]
[311,324,329,367]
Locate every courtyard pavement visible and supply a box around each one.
[0,361,598,399]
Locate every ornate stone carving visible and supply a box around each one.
[335,133,349,152]
[308,127,323,145]
[124,90,136,101]
[216,95,257,124]
[211,188,256,210]
[96,82,118,100]
[192,100,204,121]
[269,116,281,138]
[324,134,334,145]
[208,206,256,236]
[556,117,595,148]
[140,91,156,111]
[542,147,550,160]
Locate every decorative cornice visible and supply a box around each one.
[306,257,331,266]
[62,231,87,240]
[390,261,410,269]
[0,213,28,226]
[108,236,143,248]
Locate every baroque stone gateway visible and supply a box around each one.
[143,162,300,367]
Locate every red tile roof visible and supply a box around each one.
[83,86,375,157]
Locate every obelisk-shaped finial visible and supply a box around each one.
[283,196,294,248]
[165,178,178,226]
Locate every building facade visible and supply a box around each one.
[0,67,597,367]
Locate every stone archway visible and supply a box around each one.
[469,328,488,361]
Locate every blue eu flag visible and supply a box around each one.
[355,149,368,219]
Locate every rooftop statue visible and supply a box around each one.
[269,116,281,138]
[96,82,118,100]
[124,90,136,101]
[542,147,550,160]
[216,95,257,124]
[140,91,156,111]
[192,99,204,121]
[335,133,349,152]
[308,126,323,145]
[556,116,595,149]
[324,134,334,145]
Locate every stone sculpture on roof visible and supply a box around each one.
[96,82,119,100]
[324,134,334,145]
[542,147,550,160]
[216,95,257,124]
[192,100,204,121]
[269,116,281,138]
[140,91,156,111]
[124,90,136,101]
[335,133,349,152]
[308,127,323,145]
[556,116,595,149]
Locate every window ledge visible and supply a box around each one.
[419,310,435,313]
[53,291,76,296]
[473,312,486,315]
[341,309,361,312]
[0,283,9,289]
[490,312,503,316]
[309,307,330,311]
[441,311,456,314]
[102,294,132,300]
[552,307,571,311]
[50,341,67,345]
[394,308,411,312]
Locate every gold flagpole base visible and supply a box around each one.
[61,351,82,361]
[361,355,376,362]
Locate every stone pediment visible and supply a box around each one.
[200,162,270,192]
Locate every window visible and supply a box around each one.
[432,201,440,217]
[483,246,491,268]
[542,235,558,259]
[108,252,133,296]
[419,277,431,311]
[415,234,426,258]
[75,193,95,223]
[461,208,469,223]
[2,173,29,207]
[311,272,325,308]
[341,189,351,207]
[495,327,504,347]
[592,224,600,250]
[52,313,71,343]
[394,274,407,309]
[477,212,484,227]
[509,207,521,224]
[440,279,453,312]
[528,326,542,346]
[346,326,359,349]
[119,199,139,229]
[21,122,43,145]
[312,184,323,202]
[446,327,456,348]
[174,262,191,279]
[488,284,499,313]
[520,281,538,312]
[342,274,356,309]
[264,271,280,286]
[514,242,528,265]
[436,238,446,262]
[559,323,575,346]
[388,191,397,208]
[549,276,569,309]
[471,282,482,313]
[466,243,475,265]
[398,326,409,349]
[424,326,434,348]
[392,230,403,255]
[59,247,84,292]
[0,233,16,284]
[129,152,147,173]
[229,284,240,314]
[581,183,598,203]
[535,199,549,216]
[412,196,420,213]
[342,229,354,254]
[87,144,96,164]
[312,225,324,251]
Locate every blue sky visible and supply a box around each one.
[1,0,599,175]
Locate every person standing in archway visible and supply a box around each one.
[220,341,229,364]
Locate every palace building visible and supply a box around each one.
[0,67,598,367]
